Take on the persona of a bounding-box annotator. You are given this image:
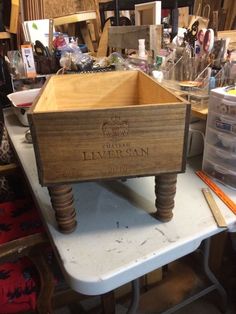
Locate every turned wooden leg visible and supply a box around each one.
[48,185,77,233]
[154,174,177,222]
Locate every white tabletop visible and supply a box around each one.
[4,108,236,296]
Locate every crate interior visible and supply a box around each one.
[33,71,181,113]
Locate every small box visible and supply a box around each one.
[21,44,36,78]
[28,70,190,186]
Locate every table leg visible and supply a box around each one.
[202,238,227,312]
[160,238,228,314]
[127,279,140,314]
[154,174,177,222]
[101,290,116,314]
[48,185,77,233]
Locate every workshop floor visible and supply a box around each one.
[54,289,236,314]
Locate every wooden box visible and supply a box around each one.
[29,70,190,186]
[28,70,190,233]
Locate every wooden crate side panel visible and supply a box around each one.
[138,72,181,104]
[30,105,189,186]
[108,25,162,53]
[31,78,56,113]
[181,102,191,172]
[33,71,185,113]
[27,113,45,186]
[54,71,139,110]
[34,71,139,112]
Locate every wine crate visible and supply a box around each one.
[28,70,190,186]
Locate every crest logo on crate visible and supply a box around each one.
[102,116,129,139]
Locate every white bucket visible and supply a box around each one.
[7,88,41,126]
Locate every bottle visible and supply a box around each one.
[138,39,146,59]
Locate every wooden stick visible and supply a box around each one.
[202,188,227,228]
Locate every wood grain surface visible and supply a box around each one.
[28,71,190,186]
[108,25,163,57]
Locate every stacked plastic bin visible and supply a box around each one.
[202,87,236,190]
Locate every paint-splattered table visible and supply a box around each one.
[4,108,236,313]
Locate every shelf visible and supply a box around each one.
[0,32,11,39]
[191,107,208,120]
[53,11,97,26]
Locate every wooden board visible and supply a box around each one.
[96,18,111,57]
[9,0,20,33]
[217,30,236,41]
[28,71,190,186]
[178,7,189,28]
[191,107,208,120]
[53,11,97,26]
[223,0,236,30]
[202,188,227,228]
[217,30,236,50]
[108,25,163,58]
[0,32,11,39]
[79,21,95,53]
[135,1,162,26]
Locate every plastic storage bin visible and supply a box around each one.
[209,95,236,117]
[204,143,236,171]
[207,112,236,135]
[203,86,236,189]
[203,159,236,189]
[206,127,236,153]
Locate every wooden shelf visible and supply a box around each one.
[0,163,19,175]
[0,32,11,39]
[53,11,97,26]
[191,107,208,120]
[53,11,98,53]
